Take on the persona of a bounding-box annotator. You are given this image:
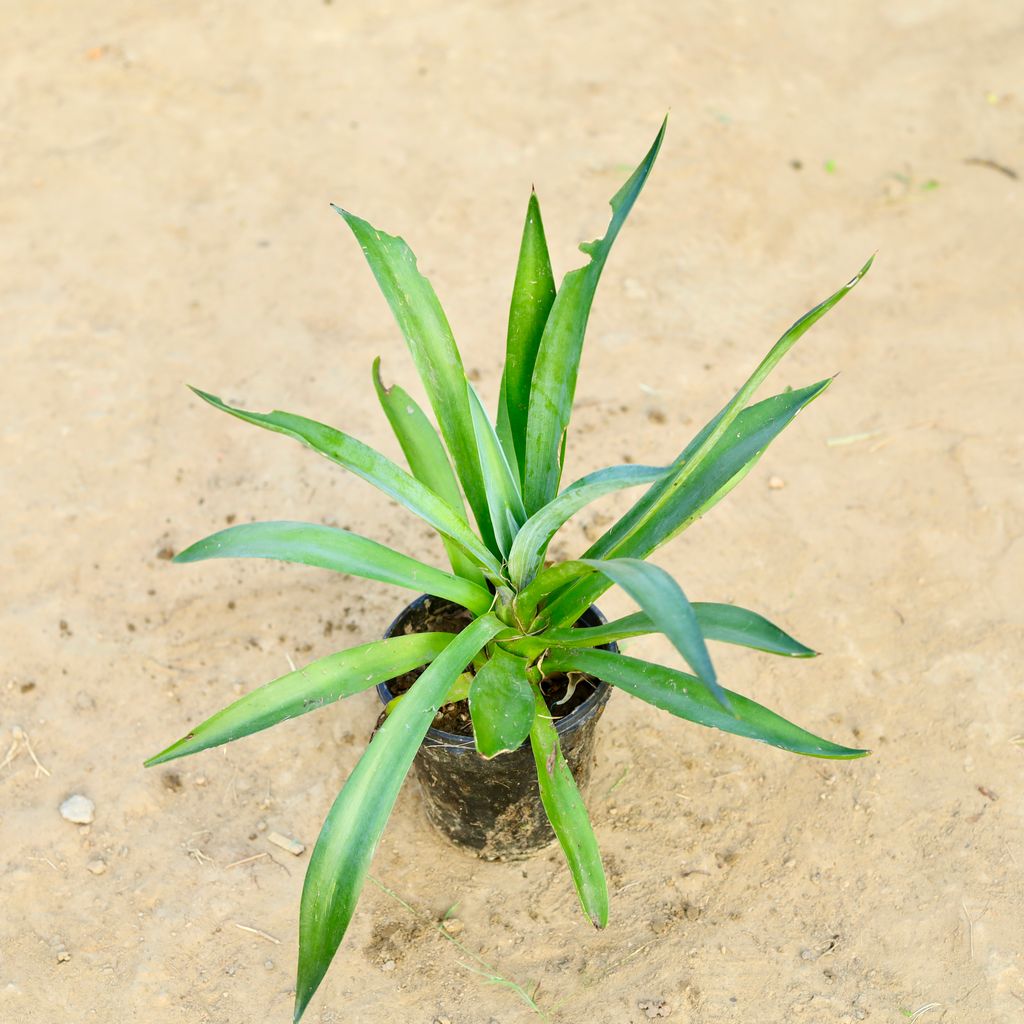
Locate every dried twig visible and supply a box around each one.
[226,852,269,870]
[233,922,281,944]
[2,727,51,778]
[14,727,51,778]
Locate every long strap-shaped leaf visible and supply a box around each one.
[541,379,833,629]
[144,633,454,766]
[540,603,817,658]
[592,259,873,558]
[518,557,727,710]
[545,648,868,760]
[174,521,493,615]
[506,464,666,587]
[529,684,609,927]
[467,382,527,557]
[334,207,498,555]
[189,387,503,579]
[497,190,557,482]
[372,359,486,587]
[294,614,504,1022]
[521,120,667,513]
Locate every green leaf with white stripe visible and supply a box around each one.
[591,258,873,555]
[294,615,504,1022]
[541,379,834,628]
[522,120,666,513]
[144,633,453,767]
[544,648,868,760]
[188,387,503,580]
[335,206,498,555]
[506,464,666,587]
[542,603,817,658]
[529,684,608,927]
[173,521,492,615]
[372,358,486,586]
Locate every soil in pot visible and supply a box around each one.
[376,595,615,861]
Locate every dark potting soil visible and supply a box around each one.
[386,597,599,737]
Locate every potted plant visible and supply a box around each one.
[146,118,871,1022]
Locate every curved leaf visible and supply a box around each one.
[295,614,504,1022]
[522,119,667,513]
[542,603,817,657]
[521,558,724,710]
[589,257,873,557]
[506,464,666,587]
[334,207,498,555]
[498,190,557,481]
[144,633,453,766]
[372,359,485,587]
[188,387,503,579]
[468,648,533,757]
[542,379,834,628]
[545,648,868,760]
[529,684,608,926]
[577,558,726,710]
[174,521,493,615]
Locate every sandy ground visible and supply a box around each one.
[3,2,1023,1022]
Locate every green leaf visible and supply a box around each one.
[174,521,493,616]
[506,464,666,587]
[498,190,557,482]
[334,207,498,555]
[545,648,869,760]
[692,602,817,657]
[521,119,667,513]
[591,258,873,555]
[528,684,608,926]
[294,614,504,1022]
[372,358,486,587]
[542,379,834,628]
[576,558,727,711]
[467,383,527,557]
[188,387,503,580]
[144,633,453,766]
[468,648,534,757]
[542,603,817,658]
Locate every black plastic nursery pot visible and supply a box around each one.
[377,594,617,861]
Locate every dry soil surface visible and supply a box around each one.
[2,3,1023,1023]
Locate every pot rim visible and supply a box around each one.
[376,593,616,749]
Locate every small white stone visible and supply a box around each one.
[59,794,95,824]
[86,859,107,875]
[768,475,786,490]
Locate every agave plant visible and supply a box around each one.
[147,118,871,1021]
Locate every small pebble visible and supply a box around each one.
[56,950,71,964]
[264,959,274,970]
[86,859,107,875]
[441,918,464,936]
[768,475,786,490]
[380,958,396,972]
[267,832,305,856]
[60,794,95,824]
